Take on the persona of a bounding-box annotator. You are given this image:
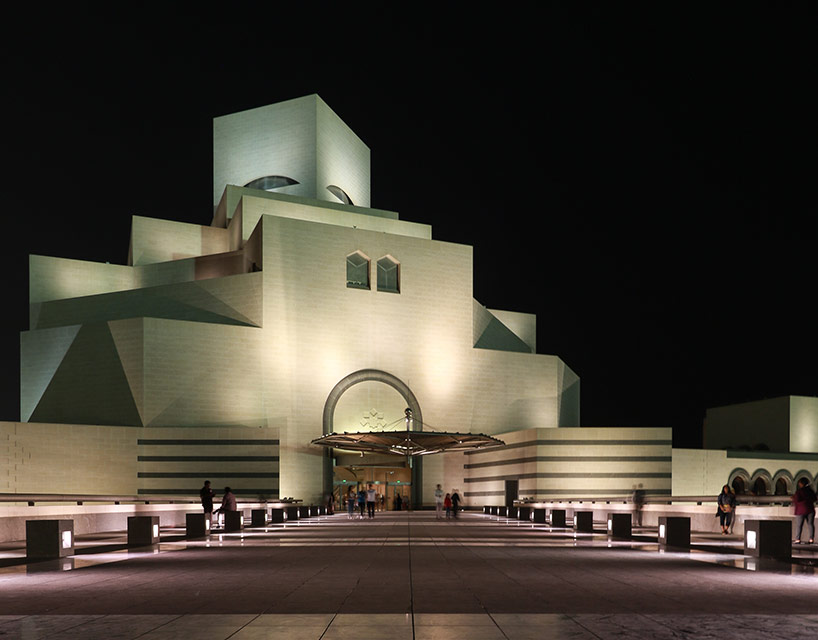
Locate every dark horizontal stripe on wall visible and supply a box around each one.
[463,491,504,497]
[138,439,279,446]
[725,450,818,461]
[465,440,672,456]
[138,456,279,462]
[138,472,279,478]
[465,472,672,483]
[137,488,278,495]
[465,456,672,469]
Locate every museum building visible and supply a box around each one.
[4,96,812,505]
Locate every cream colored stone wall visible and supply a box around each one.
[672,448,818,496]
[461,427,672,506]
[0,421,140,494]
[130,216,230,266]
[791,396,818,454]
[30,255,136,304]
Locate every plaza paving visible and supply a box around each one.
[0,510,816,639]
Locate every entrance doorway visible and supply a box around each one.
[334,463,412,512]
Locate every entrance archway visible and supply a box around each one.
[322,370,423,507]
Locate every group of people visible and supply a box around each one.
[199,480,236,526]
[434,484,461,520]
[345,485,387,519]
[717,478,816,542]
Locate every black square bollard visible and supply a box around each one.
[517,506,531,521]
[498,506,508,517]
[573,511,594,532]
[285,506,300,521]
[128,516,160,546]
[251,509,268,527]
[483,506,490,515]
[490,506,498,516]
[550,509,567,527]
[186,513,211,538]
[744,520,791,559]
[533,508,547,523]
[224,511,243,532]
[270,508,285,523]
[508,506,519,518]
[607,513,632,538]
[26,520,74,559]
[658,516,690,548]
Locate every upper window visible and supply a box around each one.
[327,185,354,206]
[377,256,400,293]
[244,176,299,191]
[346,251,370,289]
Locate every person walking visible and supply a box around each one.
[434,484,444,520]
[366,484,377,519]
[451,489,461,519]
[717,484,735,535]
[444,493,452,519]
[792,478,816,544]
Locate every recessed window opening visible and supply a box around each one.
[327,185,354,205]
[244,176,299,191]
[377,256,400,293]
[346,251,370,289]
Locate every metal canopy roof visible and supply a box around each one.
[310,430,505,456]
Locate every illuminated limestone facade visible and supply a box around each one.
[12,95,678,505]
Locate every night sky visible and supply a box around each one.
[3,7,816,448]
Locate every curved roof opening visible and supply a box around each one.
[244,176,299,191]
[327,185,354,205]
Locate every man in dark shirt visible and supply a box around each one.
[200,480,215,521]
[451,489,461,518]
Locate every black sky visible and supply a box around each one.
[3,6,816,448]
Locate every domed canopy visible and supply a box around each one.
[311,430,505,456]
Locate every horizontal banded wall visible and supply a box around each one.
[137,426,279,498]
[463,427,671,504]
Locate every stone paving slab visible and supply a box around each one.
[0,512,816,638]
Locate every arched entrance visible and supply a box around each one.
[322,370,423,508]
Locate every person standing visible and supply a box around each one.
[366,484,377,519]
[717,484,735,535]
[200,480,215,522]
[792,478,816,544]
[357,487,366,519]
[434,484,444,520]
[444,493,452,519]
[631,484,645,527]
[346,487,355,519]
[451,489,461,519]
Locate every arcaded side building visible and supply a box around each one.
[9,95,675,505]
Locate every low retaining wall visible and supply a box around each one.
[515,501,795,536]
[0,501,271,543]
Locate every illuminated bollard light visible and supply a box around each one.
[186,513,211,538]
[498,506,508,517]
[298,505,312,519]
[251,509,268,527]
[224,511,244,532]
[489,506,498,516]
[508,506,519,519]
[285,506,300,521]
[573,511,594,532]
[128,516,161,546]
[517,506,531,521]
[533,508,547,523]
[26,519,74,559]
[744,520,791,560]
[658,516,690,549]
[270,508,285,523]
[483,506,490,515]
[607,512,632,538]
[550,509,567,527]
